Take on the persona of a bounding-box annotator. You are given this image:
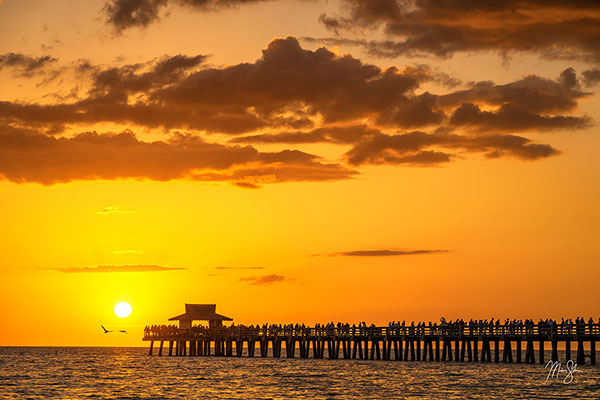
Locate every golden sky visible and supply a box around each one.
[0,0,599,346]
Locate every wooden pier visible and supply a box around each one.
[144,306,599,365]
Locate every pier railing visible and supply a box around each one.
[144,323,600,340]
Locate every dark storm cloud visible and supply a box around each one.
[318,0,600,62]
[0,53,57,76]
[0,128,356,186]
[104,0,274,31]
[344,132,559,166]
[54,264,185,272]
[239,274,287,285]
[328,249,448,257]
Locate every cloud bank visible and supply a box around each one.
[0,38,593,186]
[317,0,600,63]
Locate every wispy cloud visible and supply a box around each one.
[215,266,264,270]
[239,274,287,285]
[96,206,134,215]
[320,249,449,257]
[53,264,185,273]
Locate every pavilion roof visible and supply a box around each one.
[168,303,233,321]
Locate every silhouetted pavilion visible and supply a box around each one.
[169,304,233,329]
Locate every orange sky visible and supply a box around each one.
[0,0,599,346]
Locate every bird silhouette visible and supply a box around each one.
[101,325,128,334]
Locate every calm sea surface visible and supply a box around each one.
[0,347,598,399]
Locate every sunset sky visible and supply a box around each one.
[0,0,599,346]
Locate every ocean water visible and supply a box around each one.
[0,347,598,399]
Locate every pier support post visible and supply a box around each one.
[538,340,544,364]
[286,339,296,358]
[467,339,473,362]
[473,338,478,362]
[168,341,173,356]
[435,339,440,361]
[260,339,268,358]
[371,340,380,361]
[591,340,596,365]
[525,340,534,364]
[577,341,585,365]
[398,339,404,361]
[516,340,521,363]
[149,341,154,356]
[454,339,460,362]
[566,340,571,362]
[158,341,164,356]
[551,340,558,362]
[503,340,512,363]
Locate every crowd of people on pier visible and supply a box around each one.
[144,317,599,338]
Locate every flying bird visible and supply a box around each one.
[101,325,128,334]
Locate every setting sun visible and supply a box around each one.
[114,302,132,318]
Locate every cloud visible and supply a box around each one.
[345,132,559,166]
[327,249,449,257]
[0,39,591,184]
[96,206,135,214]
[582,68,600,87]
[103,0,274,31]
[0,53,57,77]
[1,39,591,137]
[229,125,380,144]
[214,266,264,270]
[2,41,589,139]
[319,0,600,63]
[449,103,592,133]
[239,274,287,285]
[90,54,207,96]
[0,38,421,134]
[0,128,356,186]
[53,264,185,272]
[437,69,590,114]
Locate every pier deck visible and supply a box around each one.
[143,323,599,364]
